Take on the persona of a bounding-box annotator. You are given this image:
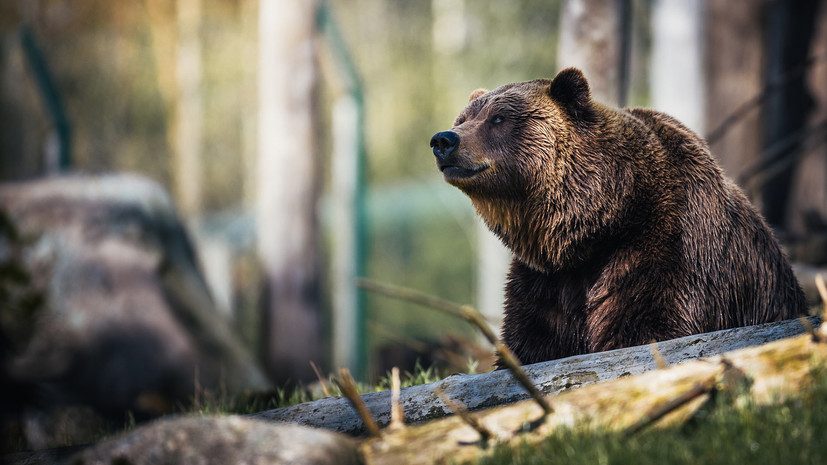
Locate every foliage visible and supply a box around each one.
[374,361,444,392]
[476,366,827,465]
[0,209,43,353]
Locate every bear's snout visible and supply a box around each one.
[430,131,459,160]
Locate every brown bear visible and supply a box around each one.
[430,68,807,365]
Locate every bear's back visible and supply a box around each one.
[501,105,807,364]
[624,107,807,329]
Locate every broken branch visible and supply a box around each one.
[624,375,716,437]
[434,386,493,446]
[357,278,498,344]
[650,342,667,369]
[358,278,553,415]
[333,368,381,438]
[389,367,404,430]
[494,342,554,415]
[310,361,331,398]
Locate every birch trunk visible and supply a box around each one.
[257,0,324,383]
[557,0,623,105]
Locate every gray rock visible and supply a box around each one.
[70,416,363,465]
[0,174,269,428]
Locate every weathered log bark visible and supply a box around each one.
[359,318,827,465]
[251,316,819,435]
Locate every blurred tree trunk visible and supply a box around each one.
[173,0,203,217]
[557,0,625,106]
[704,0,764,181]
[650,0,704,134]
[257,0,324,384]
[145,0,203,217]
[790,2,827,237]
[0,29,48,180]
[240,0,259,210]
[705,0,827,246]
[763,0,824,234]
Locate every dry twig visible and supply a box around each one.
[706,51,827,145]
[389,367,405,430]
[815,274,827,311]
[816,274,827,341]
[358,278,553,415]
[494,342,554,416]
[650,341,667,369]
[799,316,820,343]
[367,321,471,369]
[624,375,716,437]
[333,368,381,437]
[624,358,750,438]
[357,278,498,343]
[739,119,827,195]
[310,361,331,397]
[434,386,493,446]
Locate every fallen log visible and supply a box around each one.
[251,316,820,434]
[359,318,827,465]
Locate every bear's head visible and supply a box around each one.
[430,68,636,272]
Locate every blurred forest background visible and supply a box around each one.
[1,0,826,390]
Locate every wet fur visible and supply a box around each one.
[436,68,807,365]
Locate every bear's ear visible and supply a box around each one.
[548,68,593,120]
[468,88,488,102]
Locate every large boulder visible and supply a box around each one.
[0,174,270,440]
[70,416,362,465]
[4,416,362,465]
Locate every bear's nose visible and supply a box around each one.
[430,131,459,159]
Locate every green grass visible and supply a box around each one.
[190,360,447,416]
[476,366,827,465]
[374,361,445,391]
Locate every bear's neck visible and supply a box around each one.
[471,194,631,274]
[471,197,564,273]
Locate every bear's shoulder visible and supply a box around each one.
[625,108,708,150]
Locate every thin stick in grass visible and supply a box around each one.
[624,374,717,438]
[650,341,668,369]
[310,361,332,397]
[390,367,405,430]
[357,278,553,415]
[816,274,827,342]
[434,386,492,446]
[333,368,380,437]
[494,342,554,415]
[799,316,819,343]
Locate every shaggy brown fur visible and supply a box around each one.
[430,68,807,365]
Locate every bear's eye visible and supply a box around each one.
[490,115,505,125]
